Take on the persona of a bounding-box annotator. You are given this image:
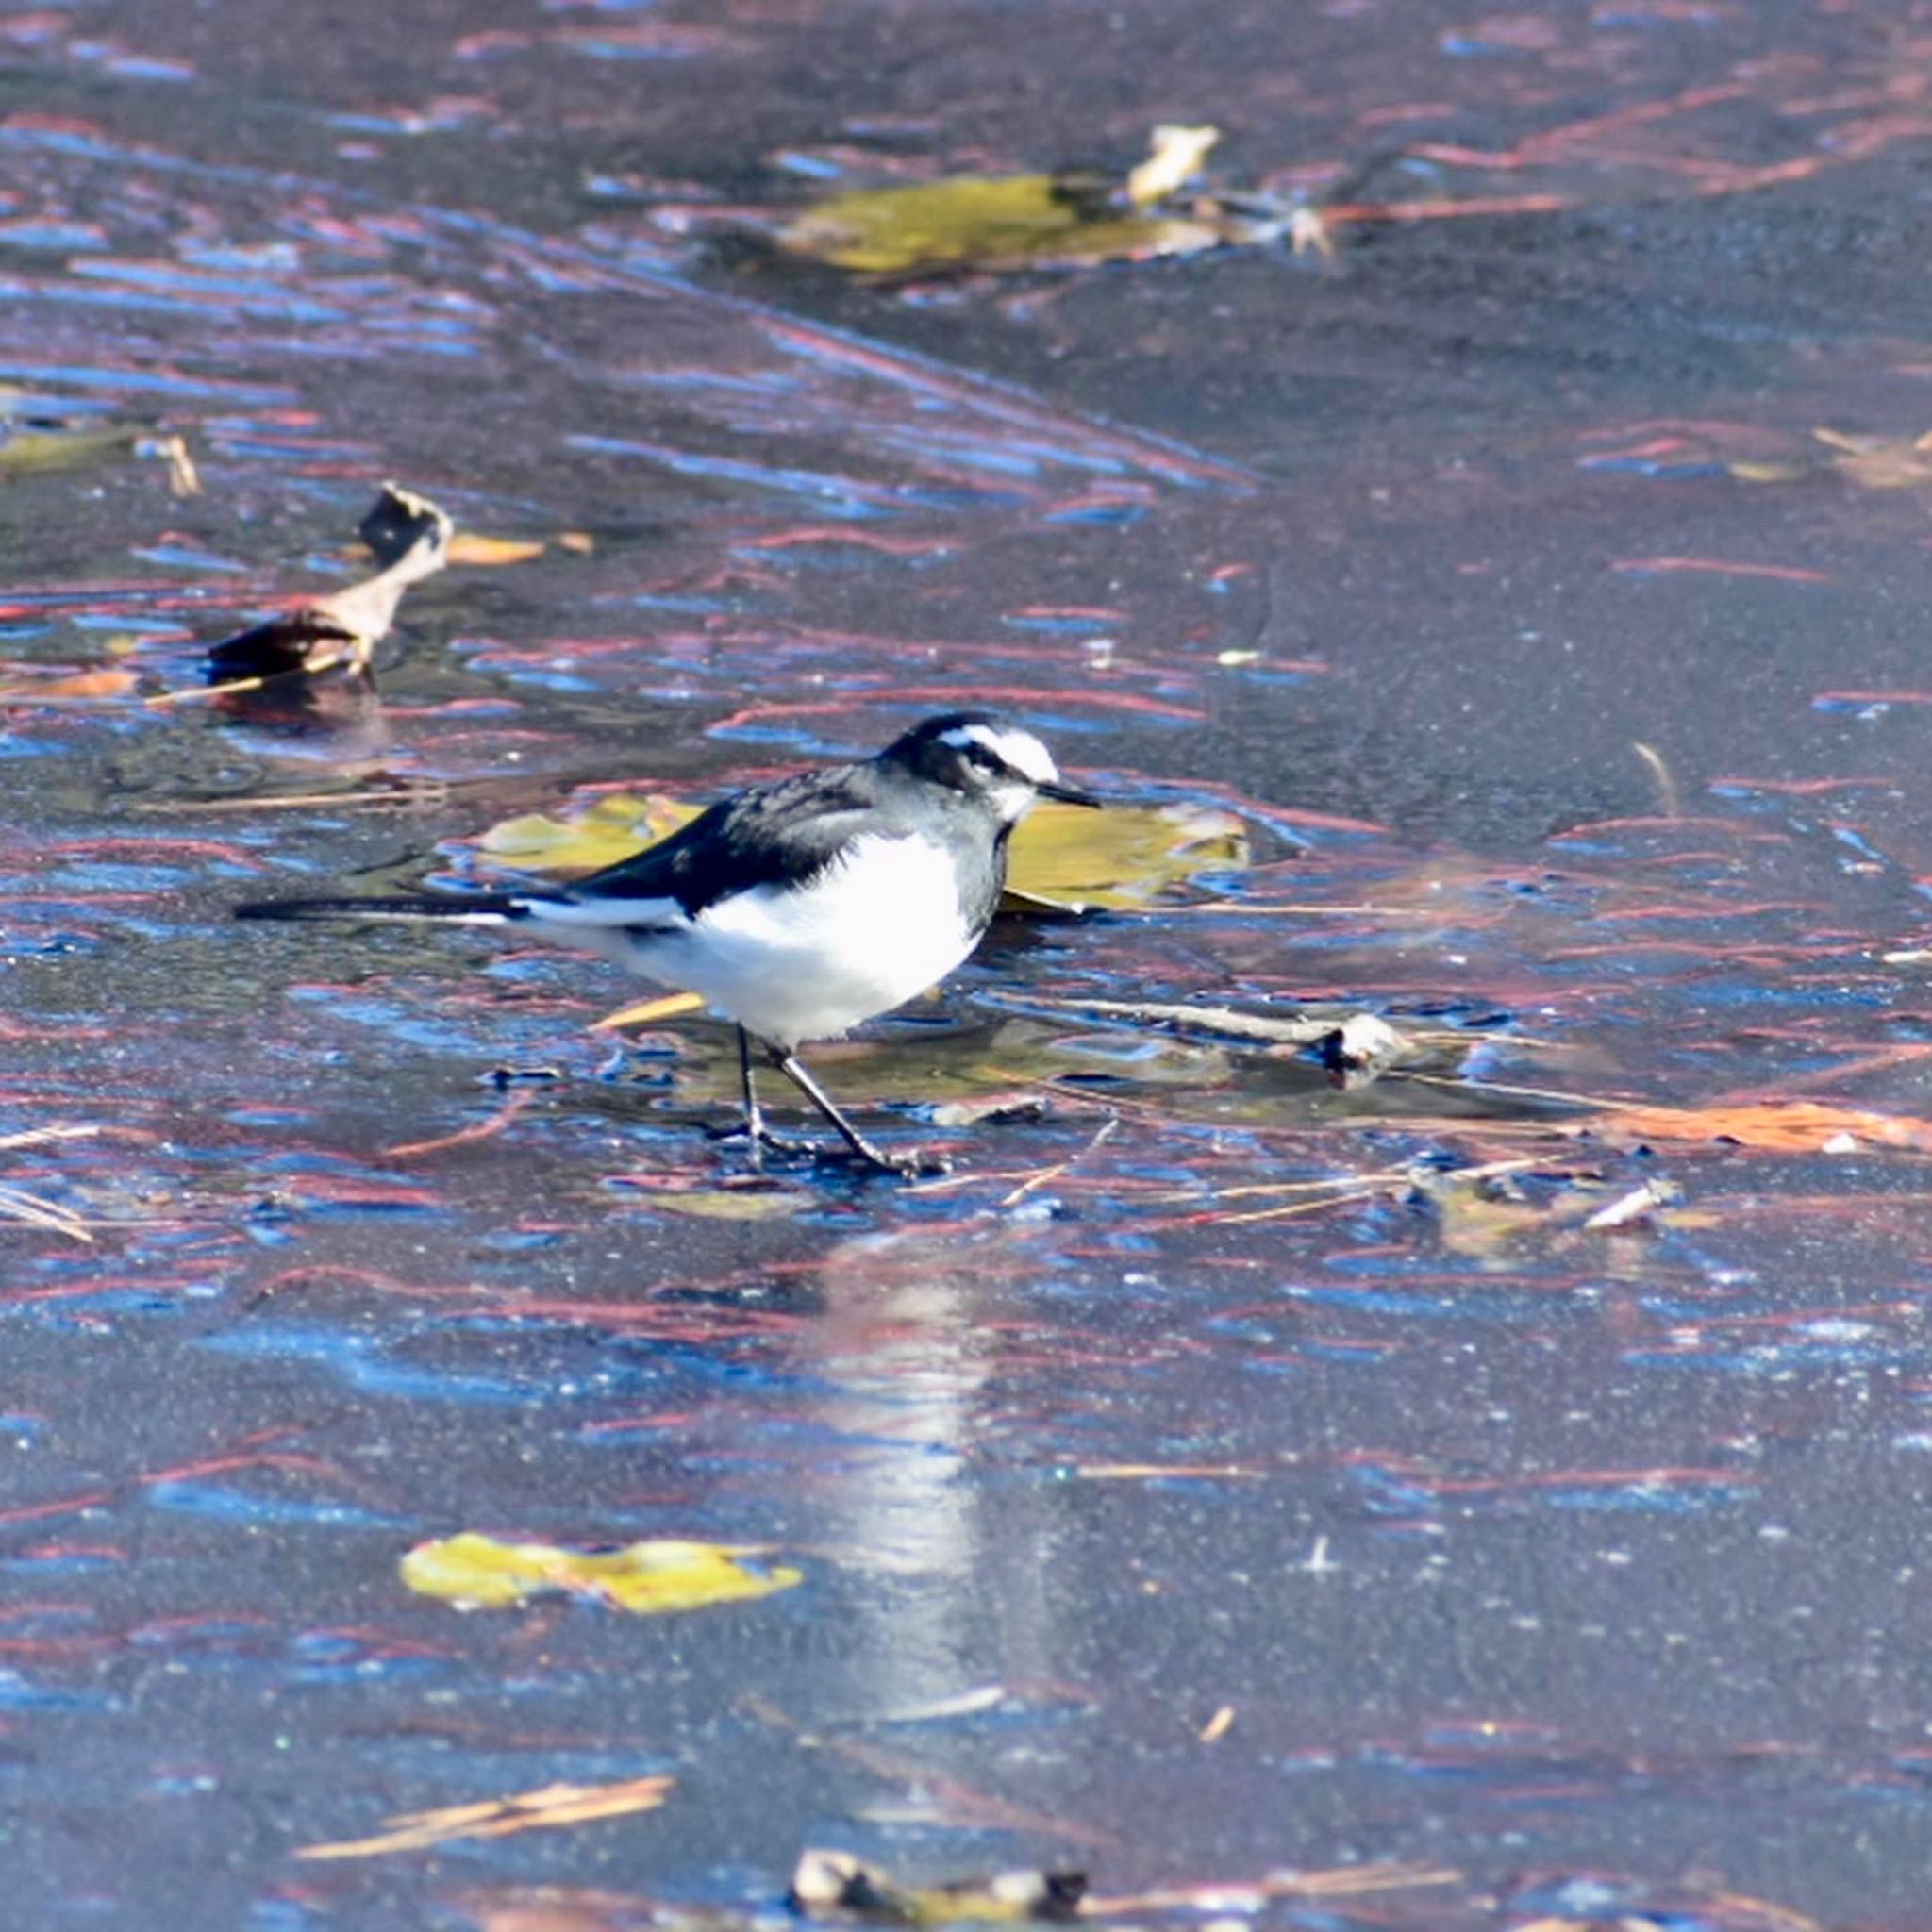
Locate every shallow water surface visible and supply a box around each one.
[5,3,1932,1927]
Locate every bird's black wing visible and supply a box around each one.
[208,608,365,680]
[560,761,889,919]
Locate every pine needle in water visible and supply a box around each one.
[297,1774,675,1859]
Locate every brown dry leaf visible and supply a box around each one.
[1581,1100,1932,1155]
[448,533,547,567]
[298,1774,674,1861]
[775,122,1259,278]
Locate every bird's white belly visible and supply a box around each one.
[604,834,978,1048]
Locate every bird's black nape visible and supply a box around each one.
[879,711,1097,807]
[881,709,1011,757]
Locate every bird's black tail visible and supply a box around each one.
[235,892,527,925]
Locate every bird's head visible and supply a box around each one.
[883,712,1101,823]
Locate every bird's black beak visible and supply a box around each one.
[1037,778,1103,808]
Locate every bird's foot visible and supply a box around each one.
[707,1120,947,1179]
[705,1121,825,1162]
[829,1143,951,1181]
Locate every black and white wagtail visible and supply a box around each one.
[236,712,1101,1175]
[205,484,453,683]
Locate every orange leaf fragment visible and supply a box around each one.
[1583,1100,1932,1155]
[447,533,546,566]
[0,667,140,701]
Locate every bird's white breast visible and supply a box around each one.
[607,833,979,1049]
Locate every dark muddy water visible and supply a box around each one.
[5,3,1932,1927]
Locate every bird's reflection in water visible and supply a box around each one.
[208,665,400,782]
[789,1222,1061,1714]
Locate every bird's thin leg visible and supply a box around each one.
[768,1046,931,1176]
[737,1026,764,1171]
[707,1027,823,1160]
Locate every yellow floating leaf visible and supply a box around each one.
[1005,799,1248,911]
[448,533,547,566]
[298,1774,674,1860]
[401,1531,802,1614]
[1125,124,1219,207]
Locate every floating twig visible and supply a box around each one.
[384,1088,537,1161]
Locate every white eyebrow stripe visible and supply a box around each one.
[940,723,1059,787]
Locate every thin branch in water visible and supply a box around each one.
[0,1125,104,1153]
[384,1089,536,1161]
[144,674,273,709]
[1391,1068,1643,1111]
[999,1115,1119,1208]
[1631,739,1681,817]
[1081,1859,1460,1914]
[0,1184,95,1242]
[138,779,453,814]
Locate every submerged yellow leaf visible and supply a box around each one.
[401,1531,802,1614]
[780,175,1232,276]
[474,793,699,874]
[655,1188,808,1221]
[475,793,1245,921]
[0,425,132,475]
[1125,124,1219,206]
[780,122,1241,276]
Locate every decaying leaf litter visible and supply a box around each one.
[6,1,1932,1927]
